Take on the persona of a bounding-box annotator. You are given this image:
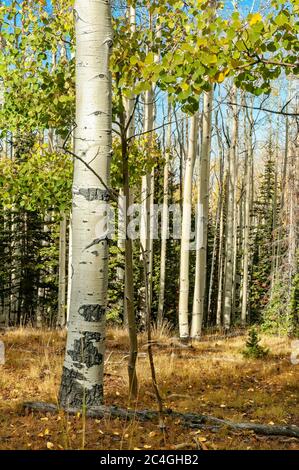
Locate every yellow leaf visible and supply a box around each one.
[44,429,50,436]
[249,13,262,26]
[198,437,207,442]
[46,442,54,450]
[215,72,225,83]
[148,431,157,438]
[144,444,152,449]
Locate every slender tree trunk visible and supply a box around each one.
[117,5,136,326]
[122,137,138,399]
[140,86,154,326]
[57,213,67,327]
[191,90,213,338]
[59,0,112,410]
[241,126,252,325]
[207,187,220,326]
[178,114,198,340]
[66,213,72,325]
[216,190,225,327]
[215,121,225,328]
[223,88,238,330]
[157,105,171,325]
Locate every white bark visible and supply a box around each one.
[191,90,213,338]
[241,112,253,325]
[223,88,238,330]
[140,88,154,325]
[178,114,198,339]
[59,0,112,410]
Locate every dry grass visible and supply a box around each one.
[0,326,298,450]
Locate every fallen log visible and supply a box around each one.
[22,402,299,439]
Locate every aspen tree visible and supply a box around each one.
[57,213,67,327]
[59,0,112,409]
[223,88,238,330]
[120,4,138,399]
[178,114,198,339]
[117,5,136,326]
[215,122,225,327]
[191,90,213,338]
[157,104,171,325]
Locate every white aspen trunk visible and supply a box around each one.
[223,88,238,330]
[231,147,239,322]
[216,191,225,327]
[178,114,198,339]
[215,113,225,328]
[140,16,161,321]
[140,88,154,325]
[270,122,279,294]
[59,0,112,410]
[157,105,171,325]
[57,212,67,327]
[241,107,253,326]
[191,90,213,338]
[207,187,220,325]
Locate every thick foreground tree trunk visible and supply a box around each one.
[59,0,112,410]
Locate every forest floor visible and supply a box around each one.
[0,326,298,450]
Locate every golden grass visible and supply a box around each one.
[0,327,298,450]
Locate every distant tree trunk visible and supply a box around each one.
[157,105,171,325]
[240,122,252,325]
[191,90,213,338]
[178,114,198,340]
[216,189,225,327]
[117,5,136,326]
[140,86,154,326]
[215,122,225,328]
[223,88,238,330]
[59,0,112,410]
[207,186,220,326]
[66,214,72,325]
[122,127,138,399]
[57,213,67,327]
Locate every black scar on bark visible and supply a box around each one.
[77,188,110,201]
[67,332,103,368]
[59,366,103,409]
[78,304,105,322]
